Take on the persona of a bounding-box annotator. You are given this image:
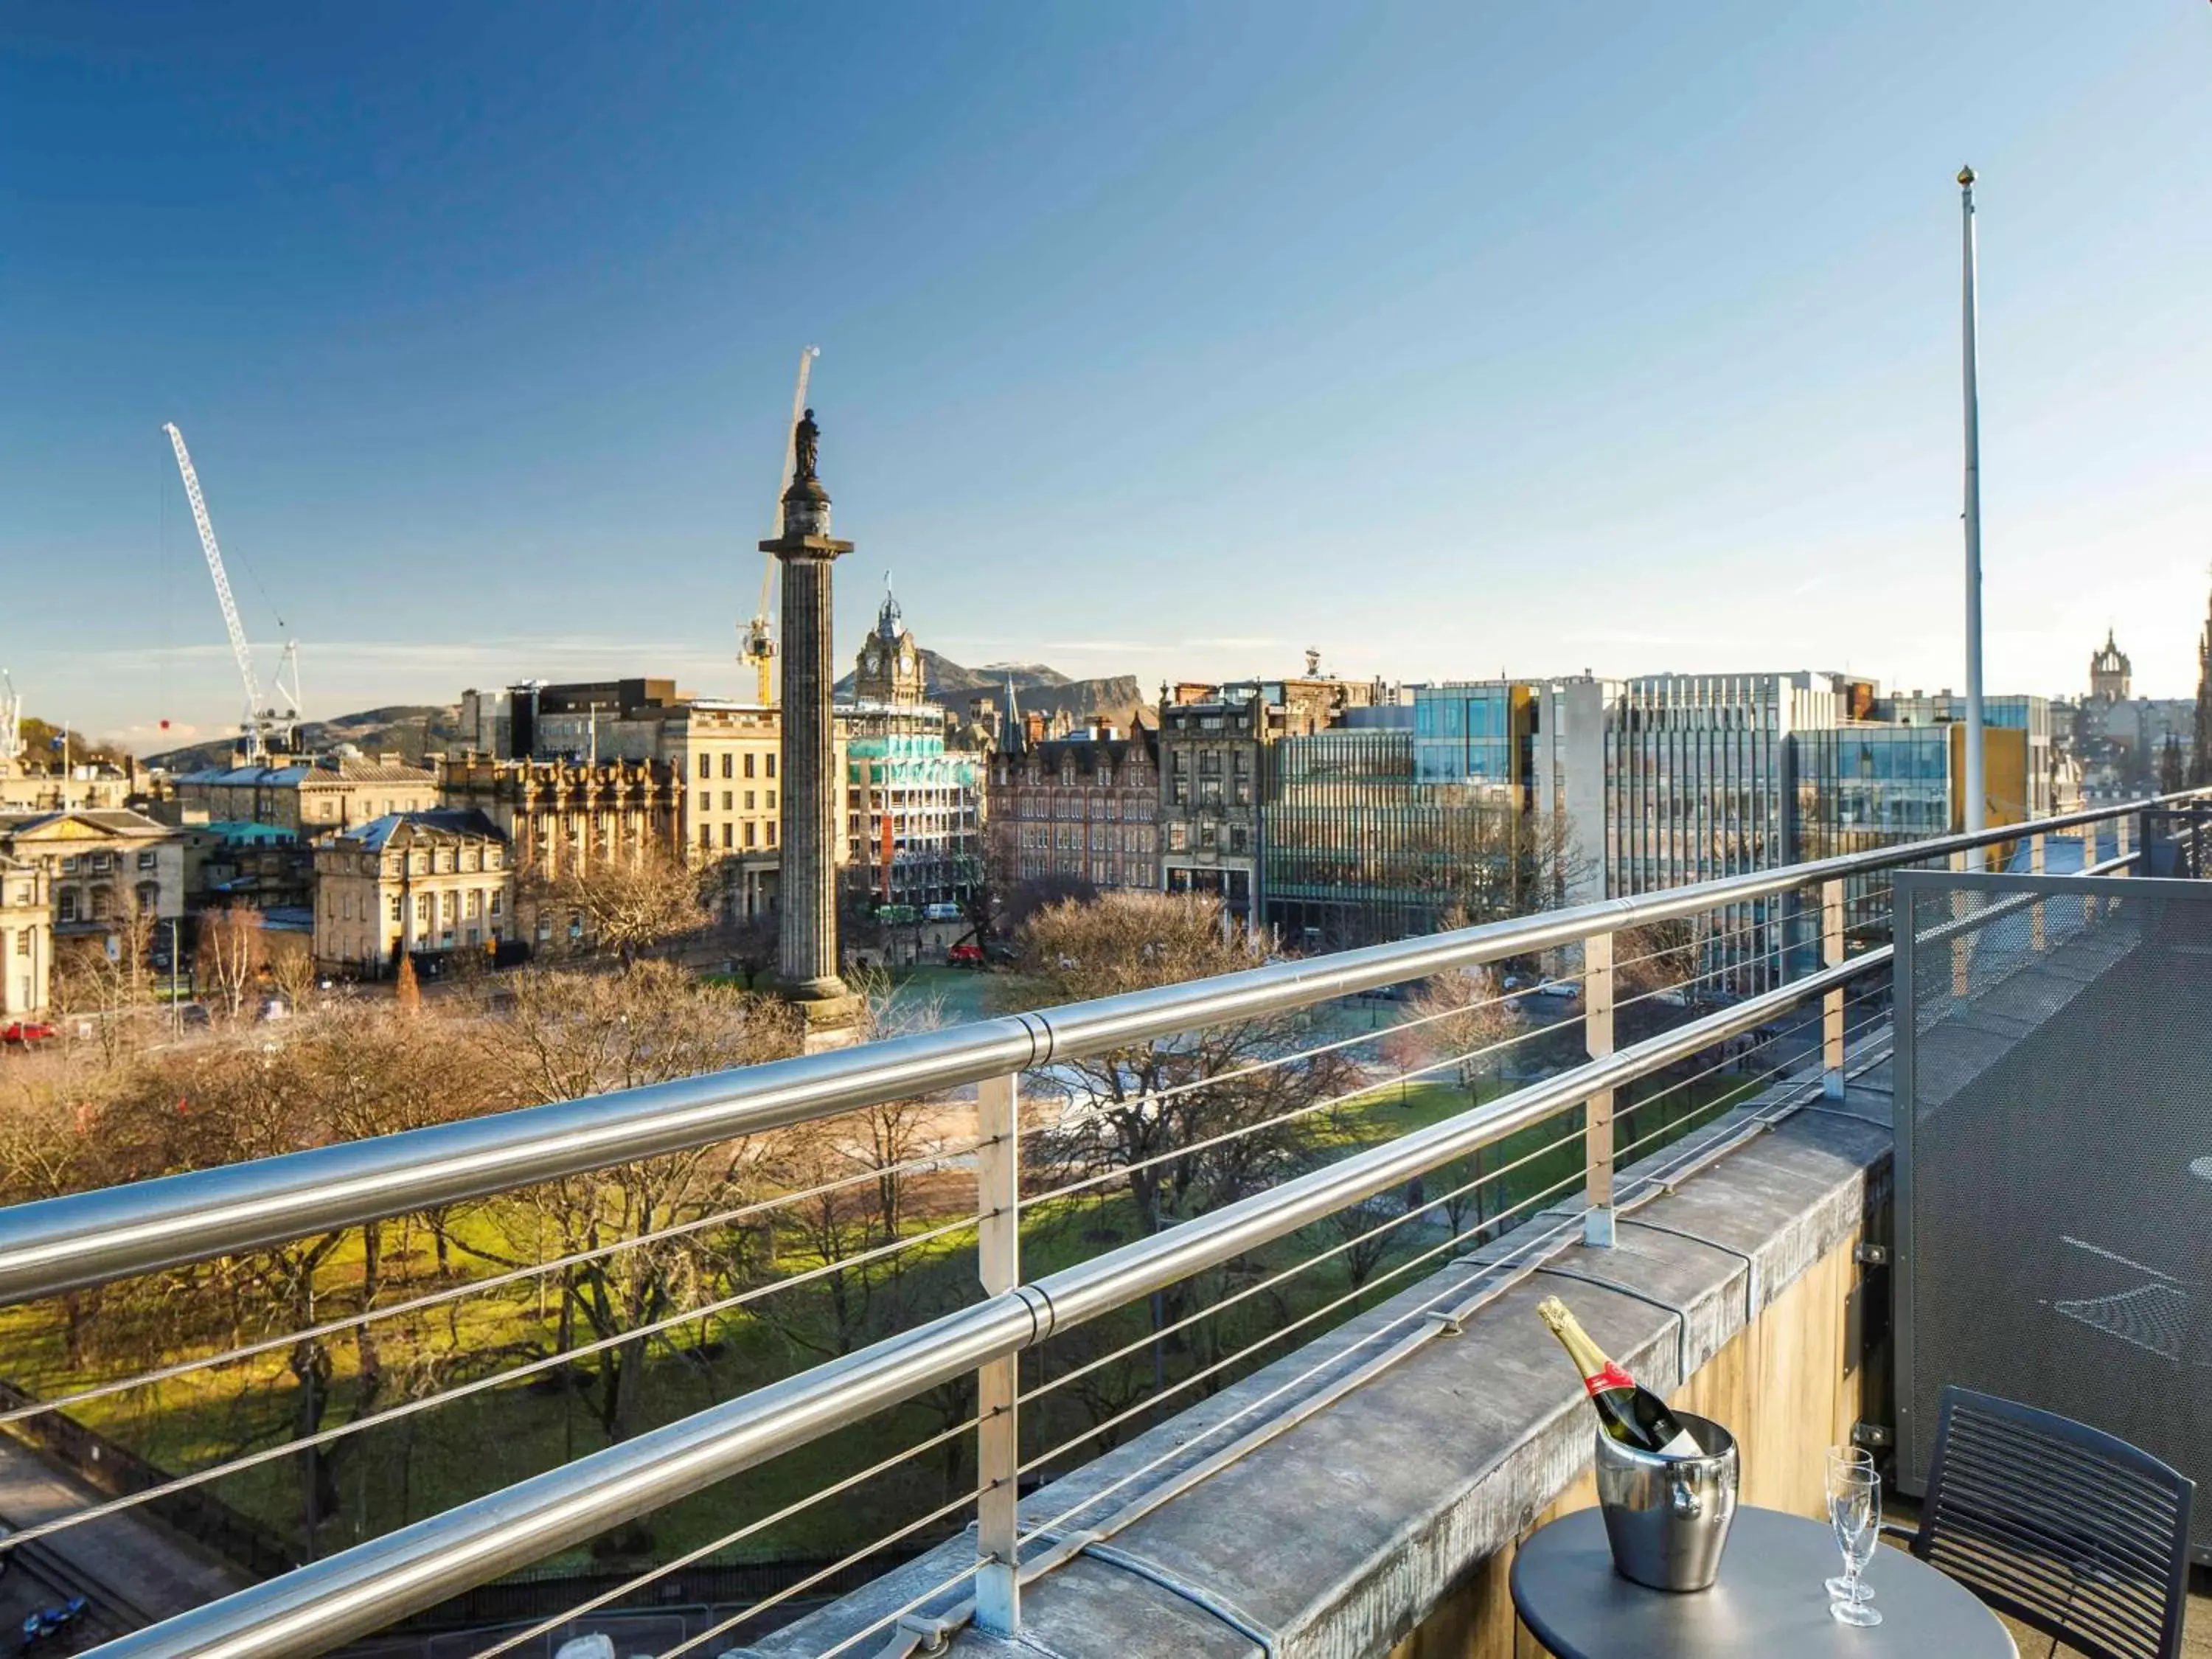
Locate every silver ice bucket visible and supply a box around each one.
[1593,1411,1739,1591]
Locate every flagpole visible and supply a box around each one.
[1959,164,1988,866]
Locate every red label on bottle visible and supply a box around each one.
[1584,1363,1635,1397]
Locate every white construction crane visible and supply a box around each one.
[162,422,302,763]
[0,668,22,766]
[740,344,818,705]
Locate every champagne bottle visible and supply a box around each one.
[1536,1295,1701,1457]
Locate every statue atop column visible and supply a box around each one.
[793,408,821,485]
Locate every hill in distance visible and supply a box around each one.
[835,650,1147,727]
[147,704,466,773]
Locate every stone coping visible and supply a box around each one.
[750,1080,1895,1659]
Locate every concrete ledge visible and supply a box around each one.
[755,1085,1893,1659]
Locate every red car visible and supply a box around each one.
[1,1020,57,1046]
[947,944,985,967]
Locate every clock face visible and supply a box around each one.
[900,649,914,670]
[864,647,880,671]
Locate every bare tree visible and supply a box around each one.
[538,846,708,968]
[1016,891,1359,1252]
[199,905,267,1023]
[472,964,799,1444]
[265,933,320,1014]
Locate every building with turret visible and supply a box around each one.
[838,586,982,912]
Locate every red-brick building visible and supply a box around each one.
[987,714,1160,893]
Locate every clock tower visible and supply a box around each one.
[855,577,926,706]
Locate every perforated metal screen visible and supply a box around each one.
[1894,871,2212,1560]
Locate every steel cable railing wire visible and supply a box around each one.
[1013,926,1801,1218]
[1610,990,1891,1169]
[1016,1161,1592,1484]
[0,1133,994,1433]
[1019,1008,1565,1212]
[1014,1172,1608,1555]
[0,1206,987,1555]
[1023,1121,1587,1412]
[463,1414,982,1659]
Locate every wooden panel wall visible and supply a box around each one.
[1388,1225,1863,1659]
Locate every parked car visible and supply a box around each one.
[947,943,985,967]
[178,1003,212,1028]
[0,1020,56,1046]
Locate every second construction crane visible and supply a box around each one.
[163,422,302,764]
[740,345,818,705]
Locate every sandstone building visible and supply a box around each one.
[313,810,513,975]
[0,855,51,1018]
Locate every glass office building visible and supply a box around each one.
[1262,715,1552,948]
[1412,684,1533,789]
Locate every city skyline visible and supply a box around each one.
[6,1,2211,743]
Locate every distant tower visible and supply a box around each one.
[2090,629,2132,703]
[2192,579,2212,789]
[854,575,925,706]
[762,409,860,1037]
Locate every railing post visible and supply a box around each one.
[1821,879,1846,1099]
[2116,810,2131,870]
[1949,849,1972,1001]
[974,1072,1021,1635]
[1582,931,1615,1248]
[2082,821,2100,923]
[2029,832,2046,953]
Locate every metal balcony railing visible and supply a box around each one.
[0,796,2187,1659]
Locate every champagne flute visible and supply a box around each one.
[1824,1446,1876,1603]
[1827,1461,1882,1627]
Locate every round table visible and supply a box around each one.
[1509,1505,2016,1659]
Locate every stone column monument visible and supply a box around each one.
[763,408,862,1040]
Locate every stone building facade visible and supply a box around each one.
[584,700,802,923]
[838,592,983,911]
[173,754,439,835]
[1158,676,1381,924]
[988,718,1158,892]
[313,810,513,975]
[0,809,187,954]
[437,754,685,947]
[1,855,51,1018]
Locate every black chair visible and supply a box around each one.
[1887,1387,2194,1659]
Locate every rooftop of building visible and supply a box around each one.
[193,820,296,845]
[0,806,178,839]
[175,754,437,786]
[335,808,508,853]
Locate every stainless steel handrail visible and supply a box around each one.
[83,949,1879,1659]
[0,796,2172,1309]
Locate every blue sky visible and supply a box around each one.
[4,2,2209,748]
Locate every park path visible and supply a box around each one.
[0,1432,248,1628]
